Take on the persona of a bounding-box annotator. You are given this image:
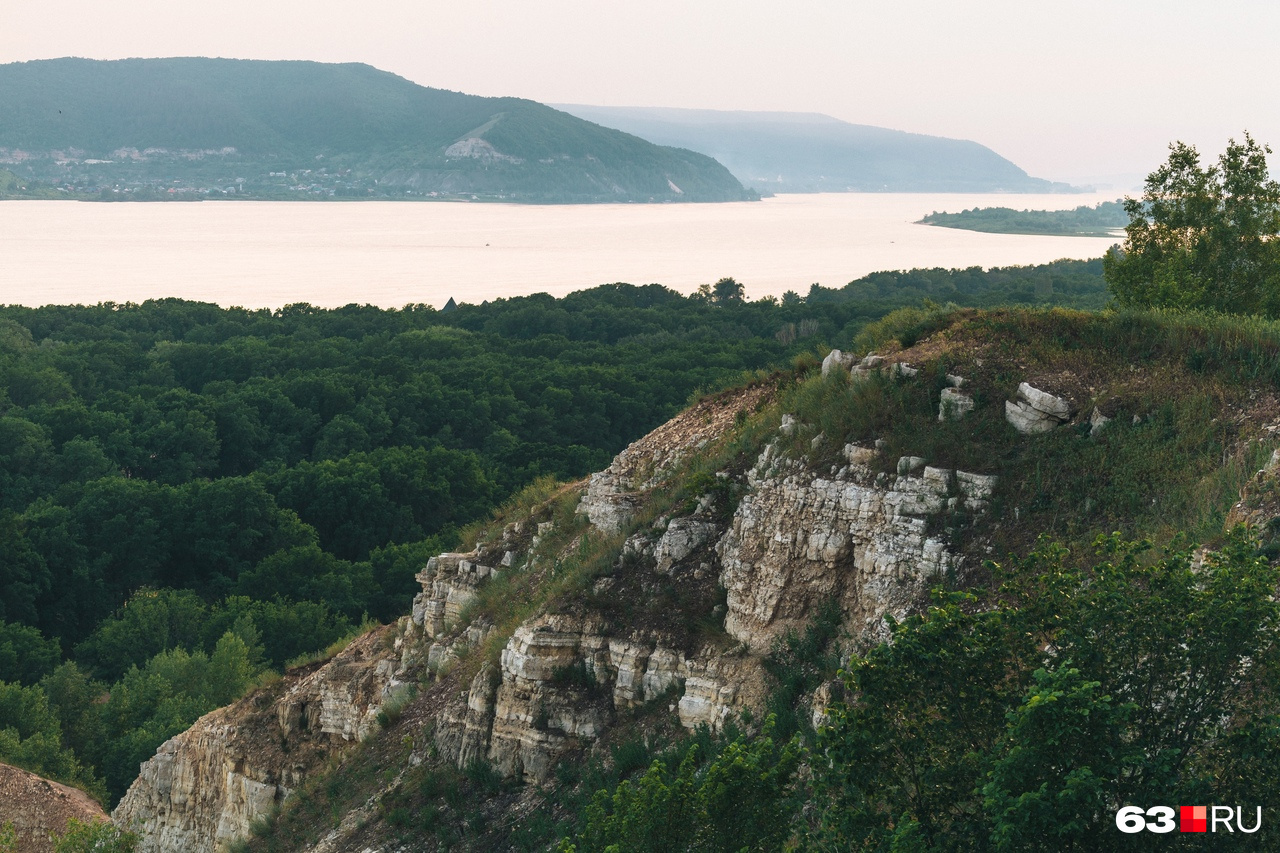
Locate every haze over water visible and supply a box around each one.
[1,192,1121,309]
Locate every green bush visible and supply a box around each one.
[810,532,1280,850]
[50,819,137,853]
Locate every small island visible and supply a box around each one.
[918,199,1127,237]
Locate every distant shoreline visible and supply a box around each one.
[918,199,1127,237]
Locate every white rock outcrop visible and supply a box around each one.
[717,444,996,651]
[821,348,856,376]
[939,386,975,420]
[411,553,497,638]
[431,607,773,782]
[1090,406,1112,436]
[653,518,719,574]
[1005,382,1073,434]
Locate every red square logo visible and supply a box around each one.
[1181,806,1207,833]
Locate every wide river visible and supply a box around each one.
[0,192,1122,309]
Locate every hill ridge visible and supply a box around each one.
[0,58,752,203]
[555,103,1075,193]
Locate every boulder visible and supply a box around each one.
[1005,382,1073,434]
[1090,407,1111,436]
[851,354,886,378]
[653,517,720,575]
[938,387,974,421]
[821,349,856,377]
[896,456,926,476]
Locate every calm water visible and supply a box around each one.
[0,192,1122,309]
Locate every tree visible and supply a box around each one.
[0,620,60,685]
[1104,133,1280,315]
[809,532,1280,850]
[563,718,800,853]
[711,277,745,306]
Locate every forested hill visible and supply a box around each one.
[555,105,1074,193]
[0,58,751,202]
[0,260,1106,805]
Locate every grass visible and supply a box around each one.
[456,474,563,555]
[283,615,381,671]
[850,301,958,355]
[785,305,1280,560]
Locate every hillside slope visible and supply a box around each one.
[114,308,1280,850]
[0,762,108,853]
[555,105,1073,193]
[0,58,751,202]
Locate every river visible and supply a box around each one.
[0,192,1122,309]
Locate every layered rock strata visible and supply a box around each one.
[113,373,1002,848]
[113,628,402,853]
[718,441,996,650]
[432,614,768,781]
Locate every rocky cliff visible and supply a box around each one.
[114,309,1280,851]
[113,628,403,853]
[114,365,1006,849]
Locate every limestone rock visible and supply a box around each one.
[1090,406,1112,436]
[1005,382,1073,434]
[897,456,926,476]
[411,554,495,638]
[678,675,737,730]
[675,655,763,732]
[114,628,401,853]
[431,604,771,782]
[821,348,856,377]
[851,353,886,379]
[717,445,997,651]
[939,386,975,421]
[653,517,719,575]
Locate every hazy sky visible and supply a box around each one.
[4,0,1277,188]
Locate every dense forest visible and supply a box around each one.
[920,200,1127,236]
[0,259,1107,805]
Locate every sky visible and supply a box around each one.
[3,0,1278,189]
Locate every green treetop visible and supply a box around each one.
[1104,133,1280,316]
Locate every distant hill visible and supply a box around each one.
[554,105,1074,194]
[0,58,752,203]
